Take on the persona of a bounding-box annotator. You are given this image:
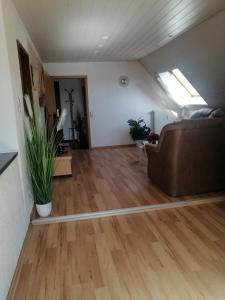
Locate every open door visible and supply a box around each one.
[51,77,91,149]
[41,72,56,131]
[81,78,91,148]
[17,40,33,108]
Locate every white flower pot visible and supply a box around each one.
[135,140,144,148]
[36,202,52,217]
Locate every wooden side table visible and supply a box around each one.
[54,153,72,177]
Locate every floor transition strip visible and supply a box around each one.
[32,196,225,225]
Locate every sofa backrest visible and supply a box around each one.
[158,118,225,193]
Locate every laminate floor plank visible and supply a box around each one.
[40,147,225,218]
[10,203,225,300]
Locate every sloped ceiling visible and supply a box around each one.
[12,0,225,62]
[140,9,225,106]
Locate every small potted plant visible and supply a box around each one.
[127,118,149,147]
[24,95,66,217]
[146,128,159,144]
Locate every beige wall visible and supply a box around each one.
[140,10,225,107]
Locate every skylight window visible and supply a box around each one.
[158,68,207,106]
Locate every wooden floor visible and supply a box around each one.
[46,147,225,217]
[11,202,225,299]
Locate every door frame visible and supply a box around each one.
[51,76,92,148]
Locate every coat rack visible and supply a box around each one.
[65,88,76,147]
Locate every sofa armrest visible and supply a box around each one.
[145,144,160,153]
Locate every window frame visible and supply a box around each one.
[157,68,207,106]
[170,69,199,98]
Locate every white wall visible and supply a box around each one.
[45,61,165,147]
[0,159,26,300]
[2,0,42,215]
[140,10,225,107]
[58,79,84,140]
[0,0,42,298]
[0,0,18,153]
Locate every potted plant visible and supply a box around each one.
[127,118,149,147]
[24,94,66,217]
[146,128,159,144]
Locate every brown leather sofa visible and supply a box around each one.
[145,118,225,196]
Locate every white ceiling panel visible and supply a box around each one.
[12,0,225,62]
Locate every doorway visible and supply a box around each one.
[52,77,91,149]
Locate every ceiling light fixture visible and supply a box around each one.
[98,44,103,48]
[102,36,109,40]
